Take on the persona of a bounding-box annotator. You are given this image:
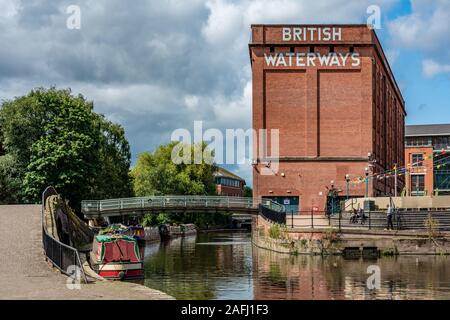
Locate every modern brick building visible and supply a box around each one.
[249,24,406,213]
[214,167,246,197]
[405,124,450,196]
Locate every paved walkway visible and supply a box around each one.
[0,205,173,299]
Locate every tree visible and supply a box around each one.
[243,186,253,197]
[90,117,133,199]
[0,87,133,210]
[131,142,217,196]
[0,154,23,204]
[131,142,223,227]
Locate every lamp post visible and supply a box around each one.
[345,174,350,200]
[330,180,335,215]
[365,167,369,199]
[394,163,398,197]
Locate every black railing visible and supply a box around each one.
[259,204,286,225]
[42,186,87,283]
[284,208,450,232]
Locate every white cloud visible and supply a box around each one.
[388,0,450,77]
[422,59,450,78]
[184,95,199,110]
[0,0,21,18]
[0,0,402,187]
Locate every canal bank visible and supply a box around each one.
[0,205,174,300]
[254,216,450,256]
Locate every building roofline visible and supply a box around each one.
[248,24,406,112]
[214,167,246,183]
[250,24,369,27]
[371,28,405,107]
[405,124,450,137]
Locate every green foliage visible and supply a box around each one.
[0,87,133,209]
[381,247,399,256]
[243,186,253,197]
[424,216,440,239]
[131,142,217,196]
[268,223,282,239]
[142,213,173,227]
[0,154,23,204]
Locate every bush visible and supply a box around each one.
[268,223,282,239]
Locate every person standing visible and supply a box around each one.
[386,204,394,230]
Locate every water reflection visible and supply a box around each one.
[141,231,450,300]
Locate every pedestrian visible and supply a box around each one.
[350,208,358,223]
[386,204,394,230]
[358,207,367,225]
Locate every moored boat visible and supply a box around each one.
[90,234,144,280]
[158,223,197,239]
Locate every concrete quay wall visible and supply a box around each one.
[254,215,450,256]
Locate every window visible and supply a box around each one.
[405,136,432,147]
[434,170,450,191]
[412,153,424,167]
[411,175,425,195]
[433,136,450,150]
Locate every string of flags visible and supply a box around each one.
[349,148,450,185]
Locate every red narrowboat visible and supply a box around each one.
[90,234,144,280]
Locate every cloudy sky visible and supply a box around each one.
[1,0,449,186]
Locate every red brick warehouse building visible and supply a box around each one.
[249,25,406,213]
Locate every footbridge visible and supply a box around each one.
[81,196,285,220]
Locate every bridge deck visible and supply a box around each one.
[82,196,284,218]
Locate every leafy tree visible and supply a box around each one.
[132,142,224,227]
[243,186,253,197]
[131,142,217,196]
[0,87,133,210]
[0,154,23,204]
[90,117,133,199]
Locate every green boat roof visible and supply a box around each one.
[95,234,136,243]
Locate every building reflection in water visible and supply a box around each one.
[252,247,450,300]
[139,231,450,300]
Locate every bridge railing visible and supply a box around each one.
[82,196,285,217]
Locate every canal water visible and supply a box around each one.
[142,231,450,300]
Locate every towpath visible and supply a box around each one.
[0,205,173,300]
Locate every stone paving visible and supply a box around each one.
[0,205,173,300]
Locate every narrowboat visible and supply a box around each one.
[90,234,144,280]
[158,223,197,239]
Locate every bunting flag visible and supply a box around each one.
[347,153,450,185]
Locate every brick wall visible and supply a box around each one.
[250,24,406,211]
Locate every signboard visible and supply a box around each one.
[283,199,290,205]
[263,26,361,68]
[282,27,342,42]
[264,52,361,68]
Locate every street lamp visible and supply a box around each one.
[345,174,350,200]
[330,180,335,215]
[365,167,369,199]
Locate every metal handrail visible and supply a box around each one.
[81,195,285,217]
[42,186,87,283]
